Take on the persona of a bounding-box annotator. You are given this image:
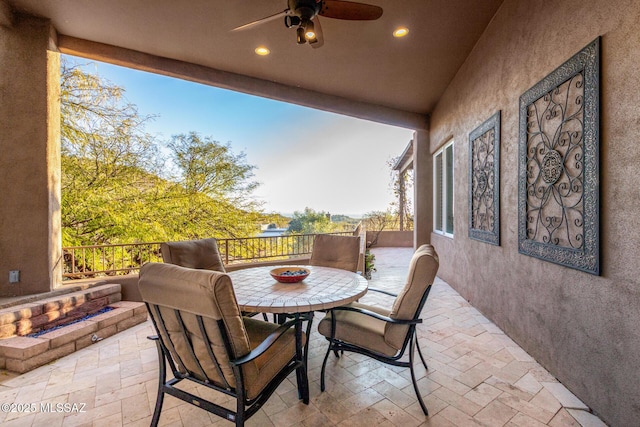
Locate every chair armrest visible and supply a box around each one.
[367,287,398,298]
[330,306,422,325]
[231,318,301,366]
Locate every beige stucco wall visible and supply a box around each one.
[413,129,433,248]
[366,230,413,248]
[0,15,61,297]
[428,0,640,425]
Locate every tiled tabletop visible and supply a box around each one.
[228,265,368,314]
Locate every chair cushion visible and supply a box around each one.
[385,244,439,349]
[310,234,361,272]
[243,317,303,400]
[161,238,226,272]
[317,302,398,357]
[139,263,248,387]
[139,263,301,400]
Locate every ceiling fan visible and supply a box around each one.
[233,0,383,49]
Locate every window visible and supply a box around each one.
[434,140,454,237]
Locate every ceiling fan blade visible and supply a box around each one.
[309,16,325,48]
[320,0,383,20]
[232,9,290,31]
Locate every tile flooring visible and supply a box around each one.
[0,248,607,426]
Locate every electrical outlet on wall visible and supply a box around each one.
[9,270,20,283]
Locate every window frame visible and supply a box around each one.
[433,139,454,238]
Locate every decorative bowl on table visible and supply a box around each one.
[270,267,310,283]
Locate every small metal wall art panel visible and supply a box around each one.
[518,38,600,275]
[469,111,500,245]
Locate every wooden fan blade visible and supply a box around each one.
[232,9,289,31]
[309,16,324,48]
[320,0,383,20]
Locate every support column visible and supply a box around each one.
[413,129,433,248]
[0,12,61,296]
[398,173,405,231]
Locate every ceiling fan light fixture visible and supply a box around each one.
[285,15,301,28]
[254,46,270,56]
[296,26,306,44]
[393,27,409,38]
[304,20,316,41]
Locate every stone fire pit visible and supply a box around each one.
[0,284,147,373]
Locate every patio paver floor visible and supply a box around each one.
[0,247,607,426]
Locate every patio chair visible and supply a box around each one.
[161,238,267,320]
[317,244,439,416]
[160,237,226,272]
[139,262,309,427]
[310,234,361,273]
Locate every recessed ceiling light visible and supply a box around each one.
[393,27,409,38]
[255,46,270,56]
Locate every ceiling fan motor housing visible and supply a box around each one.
[289,0,322,20]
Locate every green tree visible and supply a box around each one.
[363,210,397,247]
[165,132,262,239]
[60,59,265,246]
[60,59,163,246]
[287,208,334,234]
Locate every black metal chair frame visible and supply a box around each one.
[146,303,309,427]
[320,286,432,415]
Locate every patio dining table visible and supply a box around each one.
[228,264,368,315]
[228,264,368,381]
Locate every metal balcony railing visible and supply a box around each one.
[61,231,355,279]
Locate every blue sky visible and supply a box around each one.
[69,56,414,217]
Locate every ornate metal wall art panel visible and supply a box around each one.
[518,38,600,275]
[469,111,500,245]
